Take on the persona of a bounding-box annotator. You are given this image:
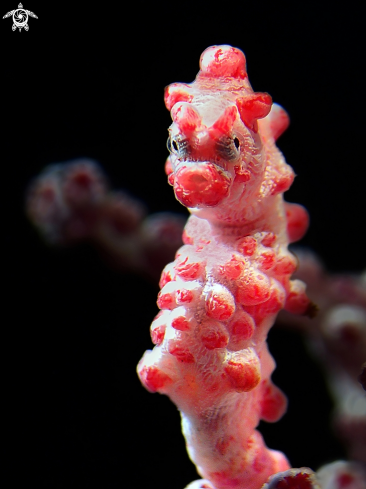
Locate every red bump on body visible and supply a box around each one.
[199,45,247,79]
[199,320,229,350]
[229,309,256,342]
[236,93,272,130]
[258,250,276,271]
[236,272,271,306]
[219,255,246,280]
[260,381,287,422]
[205,285,235,320]
[224,349,261,392]
[175,257,203,280]
[138,364,172,393]
[284,279,310,315]
[171,316,190,331]
[285,202,310,243]
[236,236,257,256]
[167,341,195,363]
[164,83,194,111]
[176,289,194,304]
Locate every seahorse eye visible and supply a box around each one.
[167,136,189,157]
[216,136,241,161]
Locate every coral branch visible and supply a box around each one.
[137,45,311,489]
[26,159,185,281]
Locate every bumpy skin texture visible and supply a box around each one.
[137,45,311,489]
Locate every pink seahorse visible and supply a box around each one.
[137,45,311,489]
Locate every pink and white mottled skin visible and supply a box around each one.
[137,45,311,489]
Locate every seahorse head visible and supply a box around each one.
[165,45,274,223]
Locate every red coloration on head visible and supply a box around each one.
[285,202,310,243]
[209,106,238,137]
[174,164,231,208]
[236,93,272,130]
[138,364,172,393]
[199,45,247,79]
[164,83,194,111]
[171,102,203,135]
[199,320,229,350]
[237,236,257,256]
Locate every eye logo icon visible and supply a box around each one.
[3,3,38,31]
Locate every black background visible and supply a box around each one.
[2,1,364,488]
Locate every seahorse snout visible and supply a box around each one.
[174,163,231,208]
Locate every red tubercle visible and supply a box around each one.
[219,255,246,280]
[171,316,190,331]
[260,381,287,422]
[164,83,194,111]
[171,103,203,135]
[284,279,310,315]
[229,310,256,342]
[176,289,194,303]
[175,257,204,280]
[236,272,271,306]
[138,364,172,393]
[210,106,238,137]
[236,236,257,256]
[157,290,176,310]
[224,351,261,392]
[199,45,247,79]
[234,166,251,183]
[261,232,276,247]
[285,202,310,243]
[258,250,276,271]
[274,254,297,276]
[167,341,195,363]
[205,286,236,321]
[150,322,166,345]
[236,93,272,130]
[199,320,229,350]
[159,263,175,288]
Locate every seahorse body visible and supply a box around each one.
[138,45,310,489]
